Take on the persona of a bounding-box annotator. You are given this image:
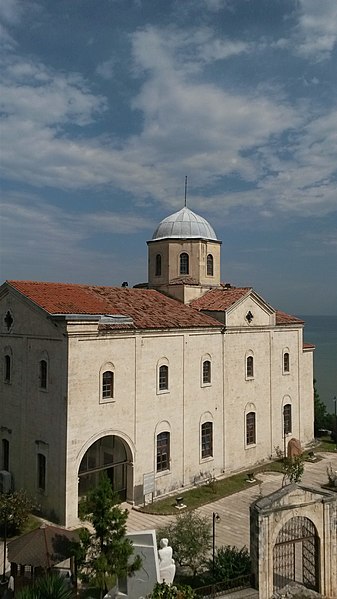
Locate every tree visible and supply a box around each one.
[0,490,36,535]
[282,455,304,486]
[202,545,251,584]
[314,379,328,436]
[75,473,141,598]
[157,511,211,577]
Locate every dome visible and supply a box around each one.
[152,207,218,241]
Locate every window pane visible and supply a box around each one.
[203,360,211,384]
[102,371,114,398]
[201,422,213,458]
[207,254,214,276]
[246,356,254,378]
[37,453,46,490]
[180,253,189,275]
[284,352,290,372]
[39,360,47,389]
[155,254,162,276]
[283,404,292,434]
[2,439,9,471]
[246,412,256,445]
[157,432,170,472]
[5,355,11,382]
[159,365,168,390]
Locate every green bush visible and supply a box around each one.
[202,545,251,583]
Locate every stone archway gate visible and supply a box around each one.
[250,483,337,599]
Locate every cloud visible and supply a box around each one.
[295,0,337,61]
[96,57,116,80]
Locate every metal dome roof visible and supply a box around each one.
[152,207,218,241]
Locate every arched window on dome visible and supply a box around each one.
[206,254,214,276]
[155,254,162,276]
[180,253,189,275]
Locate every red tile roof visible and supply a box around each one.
[303,342,315,349]
[275,310,304,325]
[190,288,304,325]
[190,287,251,310]
[7,280,222,330]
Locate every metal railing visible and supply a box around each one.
[194,574,252,597]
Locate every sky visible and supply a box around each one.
[0,0,336,316]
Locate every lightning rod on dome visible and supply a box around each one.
[184,176,188,207]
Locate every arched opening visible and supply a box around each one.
[78,435,133,502]
[273,516,320,592]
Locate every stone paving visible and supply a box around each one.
[126,452,337,552]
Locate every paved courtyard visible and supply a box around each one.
[126,452,337,551]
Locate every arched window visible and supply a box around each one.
[155,254,162,276]
[283,404,292,435]
[283,352,290,373]
[246,356,254,378]
[37,453,46,491]
[180,252,189,275]
[246,412,256,445]
[102,371,114,399]
[39,360,47,389]
[201,422,213,458]
[202,360,211,384]
[158,365,169,391]
[207,254,214,276]
[157,432,170,472]
[4,355,11,383]
[2,439,9,471]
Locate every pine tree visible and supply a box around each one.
[75,473,141,598]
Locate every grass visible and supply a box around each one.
[315,436,337,453]
[140,460,284,515]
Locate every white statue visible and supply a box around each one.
[158,538,176,584]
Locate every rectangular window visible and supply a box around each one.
[39,360,47,389]
[246,356,254,378]
[102,371,114,399]
[2,439,9,471]
[37,453,46,491]
[283,352,290,373]
[246,412,256,445]
[283,404,292,435]
[157,432,170,472]
[158,365,169,391]
[201,422,213,458]
[202,360,211,384]
[4,355,11,383]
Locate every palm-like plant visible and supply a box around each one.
[16,573,73,599]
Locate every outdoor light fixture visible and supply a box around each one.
[212,511,220,576]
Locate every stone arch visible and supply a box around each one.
[77,430,134,506]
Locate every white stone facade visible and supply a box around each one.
[0,208,314,527]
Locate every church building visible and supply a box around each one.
[0,207,314,527]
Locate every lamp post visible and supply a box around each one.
[1,509,8,583]
[333,396,337,451]
[212,512,220,577]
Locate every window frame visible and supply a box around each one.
[246,412,256,446]
[156,431,170,473]
[4,354,11,383]
[283,351,290,374]
[2,439,9,471]
[37,453,46,492]
[206,254,214,276]
[102,370,114,400]
[202,360,212,386]
[201,421,213,460]
[39,359,48,390]
[155,253,162,277]
[283,403,292,435]
[157,361,170,395]
[179,252,189,275]
[246,355,254,379]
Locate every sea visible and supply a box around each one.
[301,315,337,413]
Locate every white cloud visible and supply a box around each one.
[295,0,337,61]
[96,57,116,80]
